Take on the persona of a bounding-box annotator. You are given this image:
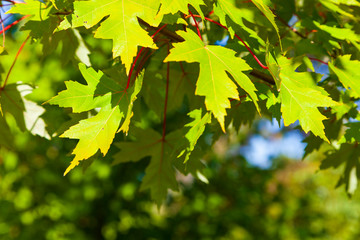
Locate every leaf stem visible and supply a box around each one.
[276,14,306,39]
[188,14,269,70]
[0,15,29,35]
[133,39,169,85]
[188,8,202,41]
[1,34,30,90]
[1,15,5,48]
[126,24,168,91]
[308,57,328,65]
[161,43,170,142]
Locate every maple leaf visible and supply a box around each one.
[164,30,259,131]
[321,144,360,195]
[7,0,50,21]
[313,21,360,42]
[8,0,85,64]
[0,83,50,139]
[179,108,211,162]
[0,84,26,131]
[329,55,360,98]
[213,0,266,45]
[318,0,358,19]
[113,128,181,206]
[158,0,205,19]
[48,63,143,175]
[268,56,338,142]
[60,0,161,73]
[339,122,360,144]
[251,0,281,49]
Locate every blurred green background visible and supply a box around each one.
[2,119,360,240]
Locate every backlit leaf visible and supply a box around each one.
[269,56,338,142]
[165,30,259,131]
[179,108,211,162]
[251,0,281,49]
[7,0,50,21]
[158,0,205,19]
[49,63,143,175]
[329,55,360,98]
[60,0,161,73]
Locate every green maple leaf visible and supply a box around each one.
[321,144,360,195]
[318,0,358,18]
[330,0,360,6]
[164,30,259,131]
[7,0,50,21]
[313,21,360,42]
[179,108,211,162]
[269,56,338,142]
[213,0,266,45]
[329,55,360,98]
[113,128,181,206]
[339,122,360,144]
[158,0,205,19]
[1,84,50,138]
[8,0,84,64]
[0,84,26,131]
[60,0,161,73]
[251,0,281,49]
[48,63,143,175]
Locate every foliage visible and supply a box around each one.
[2,123,360,240]
[0,0,360,206]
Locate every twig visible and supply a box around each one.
[1,34,30,90]
[138,18,275,85]
[0,15,29,35]
[188,8,202,41]
[126,24,168,91]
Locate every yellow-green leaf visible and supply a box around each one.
[251,0,281,49]
[274,56,338,142]
[158,0,205,19]
[7,0,50,21]
[61,0,161,73]
[329,55,360,98]
[48,64,143,175]
[164,30,259,131]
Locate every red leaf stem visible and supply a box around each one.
[161,43,170,142]
[125,24,168,91]
[308,57,328,65]
[126,47,145,90]
[194,15,269,70]
[1,15,5,48]
[178,62,195,89]
[151,24,168,39]
[132,47,150,85]
[133,39,169,85]
[0,15,29,35]
[186,14,268,69]
[1,34,30,90]
[188,8,202,41]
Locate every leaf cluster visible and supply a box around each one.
[1,0,360,205]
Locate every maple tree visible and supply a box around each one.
[0,0,360,206]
